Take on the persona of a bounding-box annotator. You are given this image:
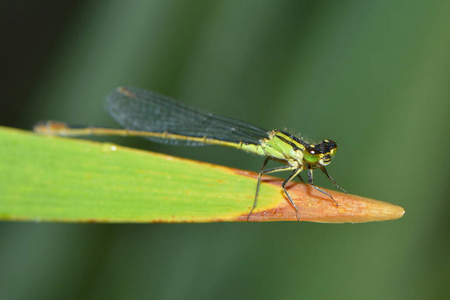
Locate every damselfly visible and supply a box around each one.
[34,86,347,221]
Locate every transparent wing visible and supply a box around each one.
[105,87,270,146]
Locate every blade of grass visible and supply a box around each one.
[0,127,404,223]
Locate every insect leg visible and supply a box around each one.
[247,159,296,221]
[281,168,305,221]
[320,166,347,193]
[308,167,339,207]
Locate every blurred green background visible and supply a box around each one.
[1,0,449,299]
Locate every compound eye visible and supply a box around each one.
[330,147,337,157]
[323,139,336,148]
[307,146,317,155]
[322,140,338,156]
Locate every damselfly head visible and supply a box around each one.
[304,139,338,166]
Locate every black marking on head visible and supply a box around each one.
[315,140,337,154]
